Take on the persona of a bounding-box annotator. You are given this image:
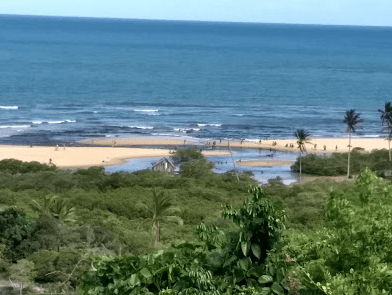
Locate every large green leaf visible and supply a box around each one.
[247,266,264,278]
[241,241,251,256]
[258,275,273,284]
[223,255,237,268]
[140,268,152,279]
[129,274,141,287]
[251,243,262,260]
[271,282,285,295]
[238,257,251,271]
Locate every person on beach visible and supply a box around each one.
[324,145,326,151]
[336,145,338,151]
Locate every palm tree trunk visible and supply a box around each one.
[299,153,302,182]
[228,141,239,182]
[347,132,351,179]
[389,138,391,162]
[156,221,160,243]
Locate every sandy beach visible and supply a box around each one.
[84,136,390,154]
[0,145,228,169]
[1,136,389,169]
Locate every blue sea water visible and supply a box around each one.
[1,14,392,145]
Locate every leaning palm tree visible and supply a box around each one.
[294,129,311,182]
[137,188,183,243]
[378,102,392,161]
[343,109,363,179]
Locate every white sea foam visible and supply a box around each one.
[32,121,43,124]
[134,109,159,112]
[197,123,222,127]
[0,125,30,129]
[48,121,63,124]
[65,120,76,123]
[0,106,18,110]
[129,126,153,130]
[93,111,98,113]
[175,128,200,132]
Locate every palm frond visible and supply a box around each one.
[294,128,311,153]
[379,102,392,124]
[161,215,184,226]
[343,109,363,133]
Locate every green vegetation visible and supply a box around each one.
[293,129,311,182]
[2,150,392,294]
[291,148,392,177]
[343,109,363,179]
[378,101,392,161]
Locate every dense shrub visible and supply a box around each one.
[291,149,392,176]
[0,207,37,262]
[28,249,90,287]
[0,159,56,174]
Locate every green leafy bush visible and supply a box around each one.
[28,249,90,287]
[284,168,392,294]
[291,149,392,177]
[0,159,56,174]
[0,207,37,261]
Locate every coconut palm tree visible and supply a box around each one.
[30,195,75,223]
[137,188,183,243]
[378,102,392,161]
[294,128,311,182]
[343,109,363,179]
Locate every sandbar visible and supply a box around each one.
[0,145,228,169]
[84,136,390,154]
[237,160,295,167]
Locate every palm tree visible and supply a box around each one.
[294,129,311,182]
[137,188,183,243]
[343,109,363,179]
[30,195,75,222]
[378,102,392,161]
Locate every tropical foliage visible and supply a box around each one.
[80,187,290,295]
[343,109,363,179]
[291,148,392,177]
[293,128,311,182]
[2,149,392,294]
[378,101,392,161]
[137,188,183,243]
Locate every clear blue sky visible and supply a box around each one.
[1,0,391,27]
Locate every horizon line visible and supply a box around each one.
[1,13,392,29]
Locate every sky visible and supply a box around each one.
[1,0,392,27]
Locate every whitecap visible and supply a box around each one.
[197,123,222,127]
[65,120,76,123]
[134,109,159,112]
[32,121,43,124]
[0,125,30,129]
[0,106,18,110]
[129,126,153,130]
[47,121,63,124]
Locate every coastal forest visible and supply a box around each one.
[1,147,392,294]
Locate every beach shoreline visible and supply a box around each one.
[0,145,229,169]
[0,136,389,170]
[82,136,389,154]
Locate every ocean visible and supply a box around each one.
[1,14,392,145]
